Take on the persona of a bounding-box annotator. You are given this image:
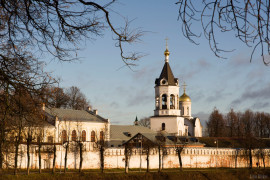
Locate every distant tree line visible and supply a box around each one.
[46,86,91,110]
[206,108,270,138]
[206,108,270,169]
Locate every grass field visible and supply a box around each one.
[0,168,269,180]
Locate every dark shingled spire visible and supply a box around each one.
[155,62,178,86]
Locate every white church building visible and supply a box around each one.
[150,45,202,137]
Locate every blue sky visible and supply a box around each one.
[45,1,270,127]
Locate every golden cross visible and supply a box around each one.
[183,82,187,93]
[165,37,169,49]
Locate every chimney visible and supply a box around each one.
[86,106,91,111]
[93,109,98,115]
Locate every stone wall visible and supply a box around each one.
[4,144,270,169]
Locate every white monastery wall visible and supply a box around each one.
[4,145,270,169]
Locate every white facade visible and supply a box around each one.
[43,107,110,144]
[150,116,185,135]
[4,144,270,169]
[154,85,180,116]
[150,47,202,137]
[180,101,191,117]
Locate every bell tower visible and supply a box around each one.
[150,40,185,135]
[154,40,180,116]
[150,40,202,137]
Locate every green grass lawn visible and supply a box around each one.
[0,168,269,180]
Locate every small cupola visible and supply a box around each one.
[134,116,139,126]
[179,82,192,117]
[179,82,191,102]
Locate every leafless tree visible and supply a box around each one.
[24,127,35,175]
[155,133,166,172]
[172,136,188,171]
[138,117,150,128]
[225,109,238,137]
[234,148,240,169]
[61,120,71,173]
[124,144,128,173]
[0,45,54,170]
[241,110,256,169]
[0,0,143,66]
[8,87,45,174]
[94,131,106,173]
[206,108,225,137]
[254,112,270,138]
[46,86,69,109]
[66,86,90,110]
[36,128,45,174]
[12,90,26,175]
[176,0,270,64]
[52,143,56,174]
[124,144,132,174]
[74,121,84,173]
[142,138,156,173]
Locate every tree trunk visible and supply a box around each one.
[79,142,83,173]
[124,145,128,174]
[64,143,69,173]
[0,127,4,170]
[14,142,19,175]
[14,135,21,175]
[177,149,183,171]
[146,147,150,172]
[27,139,30,175]
[235,152,238,169]
[38,143,42,174]
[249,149,252,169]
[261,152,265,169]
[158,146,161,172]
[100,145,104,173]
[14,134,21,175]
[52,144,56,174]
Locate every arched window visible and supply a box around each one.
[187,107,189,115]
[182,107,184,115]
[162,94,167,109]
[91,131,95,142]
[72,130,77,141]
[170,94,175,109]
[155,96,159,109]
[100,131,104,141]
[162,123,165,131]
[82,130,86,142]
[62,130,67,143]
[177,95,179,109]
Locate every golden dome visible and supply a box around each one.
[164,48,170,56]
[179,93,191,102]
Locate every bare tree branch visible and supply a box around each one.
[176,0,270,64]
